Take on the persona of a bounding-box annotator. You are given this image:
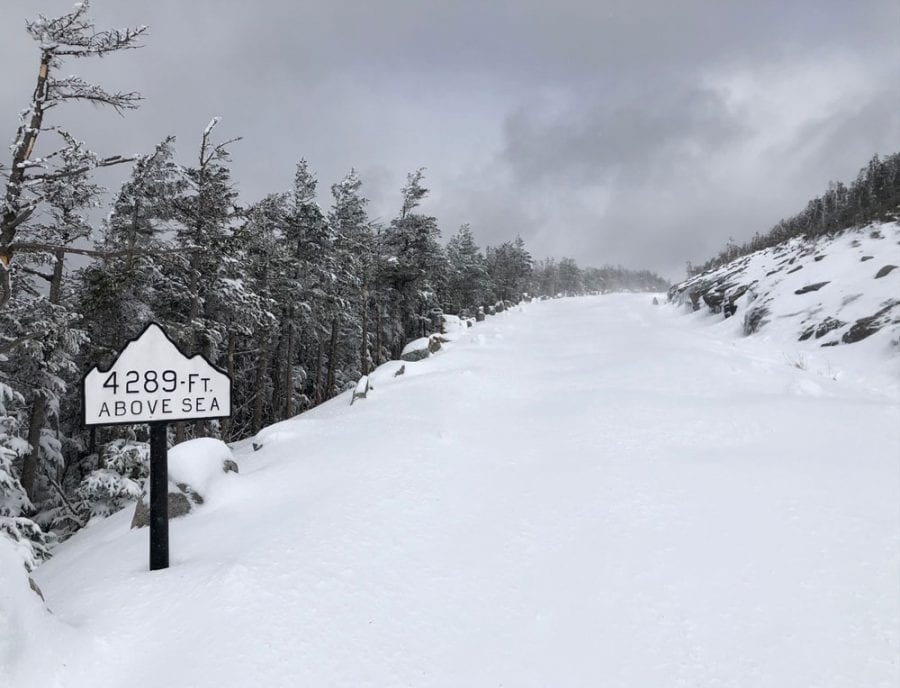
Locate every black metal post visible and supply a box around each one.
[149,422,169,571]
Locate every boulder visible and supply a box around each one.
[130,438,238,529]
[400,334,444,362]
[875,265,897,279]
[131,483,203,529]
[475,308,485,322]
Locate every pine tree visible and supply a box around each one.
[446,224,489,314]
[379,169,447,346]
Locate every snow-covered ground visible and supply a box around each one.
[9,294,900,687]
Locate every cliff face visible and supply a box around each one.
[669,222,900,347]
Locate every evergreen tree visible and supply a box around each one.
[446,224,489,314]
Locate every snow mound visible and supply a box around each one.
[167,438,236,498]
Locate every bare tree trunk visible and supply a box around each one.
[21,395,47,502]
[221,334,236,440]
[251,337,270,435]
[48,246,66,305]
[375,303,383,367]
[283,320,294,420]
[0,53,51,283]
[325,317,339,399]
[359,285,369,375]
[314,337,324,405]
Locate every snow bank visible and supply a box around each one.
[0,537,80,685]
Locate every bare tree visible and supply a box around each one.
[0,1,147,307]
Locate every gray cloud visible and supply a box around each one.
[1,0,897,280]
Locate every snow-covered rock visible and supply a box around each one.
[130,438,238,528]
[400,333,445,361]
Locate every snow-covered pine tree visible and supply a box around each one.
[277,161,335,415]
[557,258,583,295]
[327,170,372,395]
[379,169,448,350]
[165,119,241,359]
[445,223,489,314]
[78,137,185,365]
[485,237,532,303]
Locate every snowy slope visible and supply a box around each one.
[9,295,900,687]
[669,222,900,355]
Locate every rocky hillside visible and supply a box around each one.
[668,222,900,348]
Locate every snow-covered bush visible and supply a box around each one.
[74,439,149,520]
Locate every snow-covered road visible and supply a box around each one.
[28,294,900,687]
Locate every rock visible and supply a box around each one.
[860,255,874,262]
[495,301,505,313]
[786,265,803,274]
[842,304,896,344]
[350,375,370,405]
[475,308,485,322]
[875,265,897,279]
[813,254,825,261]
[743,305,770,335]
[400,347,429,362]
[703,290,725,313]
[394,364,406,377]
[799,317,846,341]
[723,302,737,318]
[28,577,45,602]
[794,281,830,295]
[130,439,237,528]
[400,334,443,362]
[652,297,659,305]
[131,483,203,529]
[252,442,263,452]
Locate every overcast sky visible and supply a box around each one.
[2,0,897,279]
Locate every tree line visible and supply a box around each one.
[687,152,900,277]
[0,3,667,567]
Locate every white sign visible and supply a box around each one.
[83,323,232,426]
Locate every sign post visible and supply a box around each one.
[83,323,232,571]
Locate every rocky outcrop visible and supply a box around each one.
[669,223,900,347]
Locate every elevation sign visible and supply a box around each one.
[83,323,231,426]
